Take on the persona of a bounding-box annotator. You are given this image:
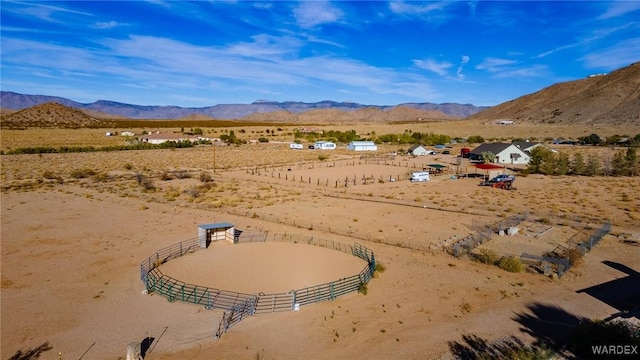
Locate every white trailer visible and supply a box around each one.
[410,171,430,182]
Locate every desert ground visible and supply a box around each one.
[1,124,639,360]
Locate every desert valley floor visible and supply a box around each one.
[1,142,639,360]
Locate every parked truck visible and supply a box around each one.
[491,174,516,182]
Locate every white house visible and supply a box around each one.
[407,145,429,156]
[139,132,205,145]
[289,143,304,150]
[347,141,377,151]
[469,143,530,165]
[314,141,336,150]
[512,141,543,153]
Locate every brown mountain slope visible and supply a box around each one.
[469,62,640,126]
[241,106,452,123]
[0,102,106,128]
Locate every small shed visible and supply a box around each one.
[407,145,429,156]
[347,141,377,151]
[198,222,235,248]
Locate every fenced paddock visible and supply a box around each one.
[140,232,376,339]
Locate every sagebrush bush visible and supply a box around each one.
[498,257,524,273]
[476,249,500,265]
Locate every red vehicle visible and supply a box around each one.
[460,148,471,158]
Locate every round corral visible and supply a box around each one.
[158,241,368,294]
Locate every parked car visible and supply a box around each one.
[442,150,450,155]
[308,145,315,149]
[426,150,437,155]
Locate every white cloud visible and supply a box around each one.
[413,58,453,76]
[93,21,119,30]
[475,57,517,73]
[389,1,448,15]
[599,1,640,19]
[5,1,92,23]
[457,55,470,80]
[293,1,344,29]
[580,38,640,70]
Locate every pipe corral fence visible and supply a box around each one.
[140,231,376,339]
[447,212,611,278]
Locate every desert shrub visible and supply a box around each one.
[199,171,213,183]
[123,163,133,170]
[375,262,386,273]
[566,248,584,266]
[568,319,640,359]
[135,173,155,191]
[358,282,368,295]
[92,172,110,182]
[173,169,191,179]
[476,249,500,265]
[159,171,172,181]
[7,341,53,360]
[70,168,96,179]
[318,154,329,161]
[184,185,203,198]
[498,257,524,273]
[449,334,555,360]
[42,170,57,179]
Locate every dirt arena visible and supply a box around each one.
[2,141,639,360]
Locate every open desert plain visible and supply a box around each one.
[1,113,639,360]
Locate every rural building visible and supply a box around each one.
[407,145,429,156]
[198,222,235,247]
[314,141,336,150]
[139,132,205,145]
[513,141,543,153]
[121,131,136,137]
[289,143,304,149]
[469,143,530,165]
[347,141,377,151]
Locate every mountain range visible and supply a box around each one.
[1,62,638,127]
[0,92,485,120]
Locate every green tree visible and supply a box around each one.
[528,147,555,175]
[468,135,485,144]
[554,152,570,175]
[571,152,585,175]
[584,155,602,176]
[481,151,496,164]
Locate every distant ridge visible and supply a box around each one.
[468,62,640,125]
[0,91,487,120]
[1,102,103,128]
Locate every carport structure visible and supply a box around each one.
[473,163,505,181]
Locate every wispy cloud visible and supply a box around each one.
[93,21,119,30]
[580,38,640,69]
[598,1,640,19]
[475,57,517,73]
[293,1,344,29]
[413,58,453,76]
[535,23,636,58]
[4,1,92,23]
[389,1,449,15]
[457,55,470,80]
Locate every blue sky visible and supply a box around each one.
[1,1,639,107]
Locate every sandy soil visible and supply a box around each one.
[2,146,639,360]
